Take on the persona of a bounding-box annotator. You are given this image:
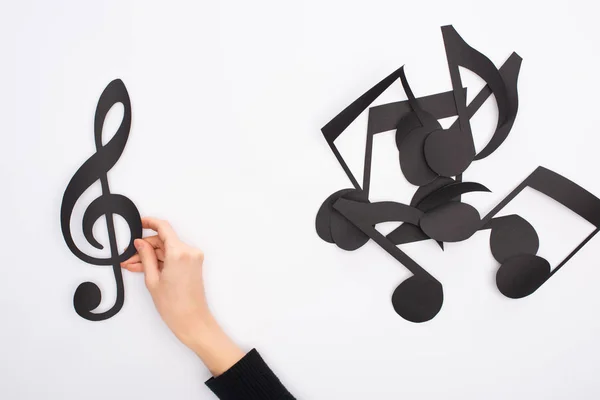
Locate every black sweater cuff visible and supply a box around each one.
[205,349,295,400]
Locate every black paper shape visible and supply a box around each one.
[417,182,490,212]
[333,197,443,322]
[481,166,600,297]
[60,79,142,321]
[442,25,512,166]
[397,117,440,186]
[395,68,441,186]
[423,127,474,177]
[330,190,370,251]
[321,66,407,190]
[392,276,443,323]
[387,224,433,247]
[420,202,481,242]
[368,89,465,137]
[316,189,357,244]
[496,254,550,299]
[316,25,599,323]
[386,177,456,248]
[410,177,456,207]
[334,198,423,227]
[483,215,539,263]
[321,64,467,196]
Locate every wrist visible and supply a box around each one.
[186,317,245,376]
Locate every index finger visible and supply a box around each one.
[142,217,179,244]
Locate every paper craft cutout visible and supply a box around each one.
[480,166,600,298]
[410,177,455,207]
[333,198,442,322]
[416,182,490,212]
[483,215,539,263]
[419,202,480,242]
[61,79,142,321]
[315,25,600,323]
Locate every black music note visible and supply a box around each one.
[61,79,142,321]
[386,52,521,247]
[320,66,463,193]
[432,25,519,171]
[332,197,443,323]
[314,25,577,324]
[480,166,600,299]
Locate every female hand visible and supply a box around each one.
[121,217,244,376]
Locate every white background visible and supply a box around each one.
[1,0,600,399]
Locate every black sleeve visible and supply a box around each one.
[205,349,295,400]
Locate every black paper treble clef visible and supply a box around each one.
[60,79,142,321]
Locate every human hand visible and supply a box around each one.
[121,217,244,376]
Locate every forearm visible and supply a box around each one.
[187,316,245,376]
[123,219,294,399]
[189,319,295,399]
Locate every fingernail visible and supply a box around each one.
[134,240,143,250]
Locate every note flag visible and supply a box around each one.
[61,79,142,321]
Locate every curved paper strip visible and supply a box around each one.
[417,182,490,212]
[82,193,141,263]
[420,202,480,242]
[411,177,455,207]
[333,198,423,227]
[399,67,434,128]
[442,25,515,167]
[475,53,521,160]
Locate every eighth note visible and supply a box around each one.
[61,79,142,321]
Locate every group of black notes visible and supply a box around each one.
[61,79,142,321]
[316,25,600,323]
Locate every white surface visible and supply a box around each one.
[1,0,600,399]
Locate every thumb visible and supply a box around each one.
[134,239,160,289]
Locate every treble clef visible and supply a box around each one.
[60,79,142,321]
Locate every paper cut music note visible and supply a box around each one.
[480,166,600,299]
[332,195,444,323]
[60,79,142,321]
[383,52,520,248]
[314,24,600,324]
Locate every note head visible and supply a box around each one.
[424,127,475,177]
[489,215,539,263]
[496,254,550,299]
[391,276,443,323]
[318,189,370,251]
[316,188,357,244]
[420,202,480,242]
